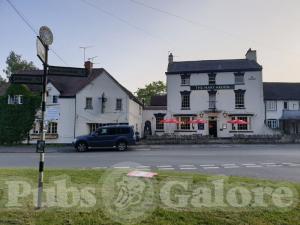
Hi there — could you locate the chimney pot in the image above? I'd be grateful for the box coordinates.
[84,61,93,74]
[245,48,257,62]
[168,52,173,64]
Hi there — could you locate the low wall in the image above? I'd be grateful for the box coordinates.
[141,134,300,145]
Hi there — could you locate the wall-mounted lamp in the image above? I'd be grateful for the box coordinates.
[199,112,204,118]
[223,112,228,118]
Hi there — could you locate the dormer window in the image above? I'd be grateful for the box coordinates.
[8,95,23,105]
[181,74,190,86]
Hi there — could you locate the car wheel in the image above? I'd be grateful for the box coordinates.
[117,141,127,151]
[76,142,88,152]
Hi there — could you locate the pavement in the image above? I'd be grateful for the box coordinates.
[0,144,300,182]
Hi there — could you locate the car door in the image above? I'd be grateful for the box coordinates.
[89,128,110,147]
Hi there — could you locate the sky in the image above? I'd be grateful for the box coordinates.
[1,0,300,92]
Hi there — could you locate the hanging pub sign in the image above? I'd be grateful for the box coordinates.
[191,84,235,91]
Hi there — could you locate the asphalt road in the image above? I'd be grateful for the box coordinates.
[0,144,300,182]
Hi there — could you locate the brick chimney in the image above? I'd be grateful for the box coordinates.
[84,61,93,74]
[168,52,174,64]
[245,48,257,62]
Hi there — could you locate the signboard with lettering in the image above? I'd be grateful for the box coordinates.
[48,66,88,77]
[191,84,235,91]
[10,74,43,85]
[36,37,46,64]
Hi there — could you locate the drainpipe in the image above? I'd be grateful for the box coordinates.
[74,95,77,138]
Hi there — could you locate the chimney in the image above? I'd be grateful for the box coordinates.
[168,52,173,64]
[84,61,93,74]
[245,48,257,62]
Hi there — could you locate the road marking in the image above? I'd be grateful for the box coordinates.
[180,167,196,170]
[157,165,172,168]
[159,167,175,170]
[224,166,240,169]
[136,166,150,168]
[180,165,195,167]
[245,165,262,168]
[113,166,130,169]
[203,167,220,169]
[265,164,282,167]
[222,164,237,166]
[289,164,300,167]
[242,164,257,166]
[200,164,216,167]
[261,163,276,165]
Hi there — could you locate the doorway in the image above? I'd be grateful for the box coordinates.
[209,120,217,137]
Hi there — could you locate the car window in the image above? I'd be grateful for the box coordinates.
[98,128,108,135]
[118,127,130,134]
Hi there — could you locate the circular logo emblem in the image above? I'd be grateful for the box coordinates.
[101,162,156,224]
[39,26,53,46]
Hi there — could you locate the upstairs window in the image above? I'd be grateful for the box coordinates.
[235,90,245,109]
[181,74,190,85]
[180,91,190,110]
[52,95,58,104]
[116,98,122,111]
[284,101,288,110]
[8,95,23,105]
[266,101,277,111]
[234,72,245,84]
[208,90,217,109]
[208,73,216,85]
[85,97,93,109]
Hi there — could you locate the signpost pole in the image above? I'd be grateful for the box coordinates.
[37,44,48,209]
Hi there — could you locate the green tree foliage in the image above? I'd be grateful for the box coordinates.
[3,51,37,79]
[135,81,166,105]
[0,84,41,144]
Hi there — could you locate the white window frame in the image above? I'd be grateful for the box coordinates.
[267,119,279,129]
[47,122,58,134]
[116,98,122,111]
[181,75,190,85]
[234,73,245,84]
[266,101,277,111]
[235,91,245,109]
[85,97,93,110]
[52,95,58,104]
[8,95,23,105]
[181,94,190,109]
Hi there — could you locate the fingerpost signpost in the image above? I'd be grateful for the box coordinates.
[10,26,89,209]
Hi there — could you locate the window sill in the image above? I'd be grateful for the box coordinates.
[235,107,246,109]
[155,130,164,133]
[181,84,190,86]
[174,130,197,133]
[235,83,245,85]
[181,108,191,110]
[85,108,93,110]
[229,130,253,133]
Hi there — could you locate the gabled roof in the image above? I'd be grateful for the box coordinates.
[263,82,300,101]
[13,68,142,105]
[166,59,262,74]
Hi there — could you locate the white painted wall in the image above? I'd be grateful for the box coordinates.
[128,98,143,135]
[142,109,167,135]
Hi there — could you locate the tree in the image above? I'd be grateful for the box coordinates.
[3,51,37,79]
[135,81,166,105]
[0,84,41,144]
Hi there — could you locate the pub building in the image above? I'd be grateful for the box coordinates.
[143,49,273,137]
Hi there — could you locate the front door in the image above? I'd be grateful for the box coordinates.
[209,120,217,137]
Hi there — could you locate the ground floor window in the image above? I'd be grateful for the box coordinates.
[47,122,58,134]
[267,119,279,129]
[231,116,251,131]
[155,115,164,130]
[176,116,193,130]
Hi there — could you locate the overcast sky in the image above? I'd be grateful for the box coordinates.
[1,0,300,92]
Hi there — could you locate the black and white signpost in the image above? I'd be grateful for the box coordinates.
[36,26,53,209]
[10,26,89,209]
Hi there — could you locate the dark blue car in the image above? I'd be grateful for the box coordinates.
[73,125,136,152]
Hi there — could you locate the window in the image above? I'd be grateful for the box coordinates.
[231,116,250,131]
[235,90,245,108]
[85,97,93,109]
[208,73,216,85]
[266,101,277,111]
[118,127,130,134]
[8,95,23,105]
[53,95,58,104]
[284,101,288,110]
[116,98,122,111]
[181,74,190,85]
[267,119,279,129]
[89,123,101,133]
[181,91,190,109]
[208,91,216,109]
[234,72,245,84]
[198,123,205,130]
[155,115,164,130]
[47,122,57,134]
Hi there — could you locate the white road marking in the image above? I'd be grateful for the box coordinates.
[159,167,174,170]
[222,164,237,166]
[203,166,220,169]
[224,166,240,169]
[242,164,257,166]
[113,166,130,169]
[200,164,216,167]
[245,165,262,168]
[157,165,172,168]
[180,165,195,167]
[136,166,150,168]
[261,163,276,165]
[180,167,196,170]
[265,164,282,167]
[287,164,300,167]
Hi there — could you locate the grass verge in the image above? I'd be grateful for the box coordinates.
[0,168,299,225]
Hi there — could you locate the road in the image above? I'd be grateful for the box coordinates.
[0,144,300,182]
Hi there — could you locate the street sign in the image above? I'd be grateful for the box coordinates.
[36,37,46,64]
[36,140,46,153]
[48,66,88,77]
[10,74,43,85]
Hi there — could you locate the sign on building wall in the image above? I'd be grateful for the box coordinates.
[191,84,235,91]
[46,107,59,121]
